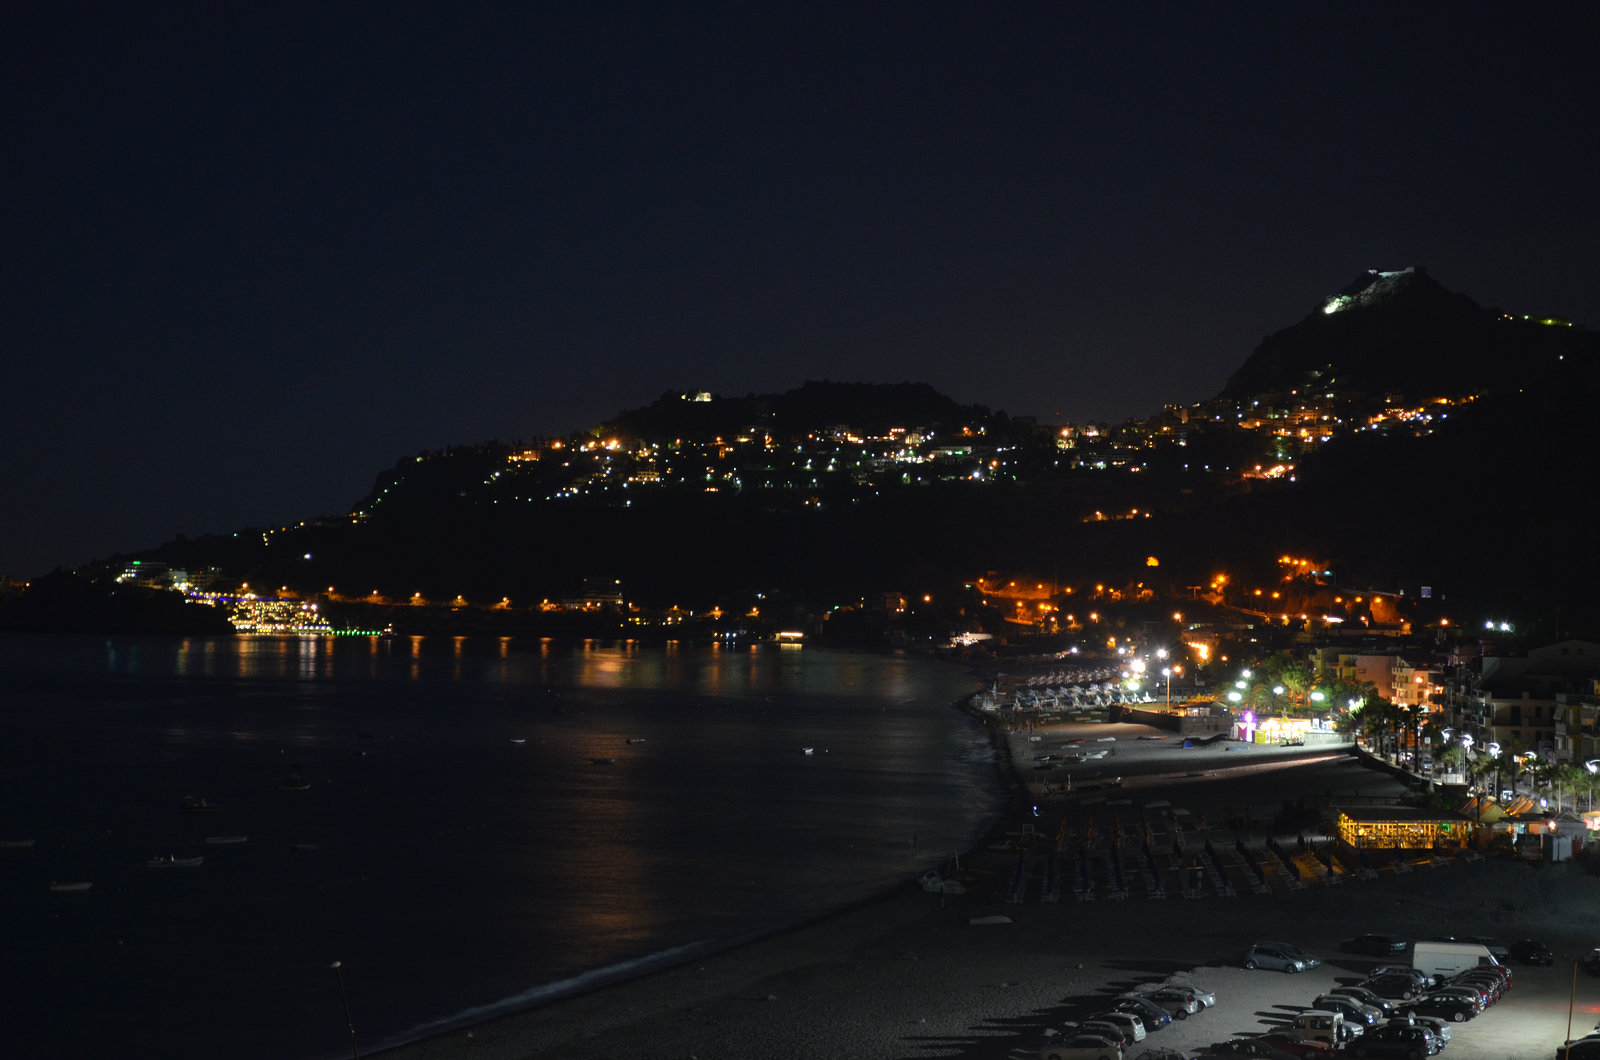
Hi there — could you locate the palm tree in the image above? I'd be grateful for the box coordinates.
[1524,756,1556,800]
[1439,742,1466,777]
[1551,764,1584,813]
[1582,771,1600,813]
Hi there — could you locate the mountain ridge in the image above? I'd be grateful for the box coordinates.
[8,269,1599,636]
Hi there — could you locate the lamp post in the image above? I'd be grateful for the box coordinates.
[1162,667,1172,708]
[331,960,358,1059]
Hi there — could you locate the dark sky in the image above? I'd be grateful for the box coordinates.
[5,2,1597,577]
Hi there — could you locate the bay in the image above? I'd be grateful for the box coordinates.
[0,633,1005,1059]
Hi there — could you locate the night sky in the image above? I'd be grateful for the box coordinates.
[6,3,1597,578]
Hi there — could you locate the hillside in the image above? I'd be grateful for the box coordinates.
[1222,267,1594,400]
[13,269,1599,636]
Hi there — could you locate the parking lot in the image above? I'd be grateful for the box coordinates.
[991,734,1600,1060]
[1026,942,1597,1059]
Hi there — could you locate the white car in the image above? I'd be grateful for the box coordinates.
[1040,1033,1124,1060]
[1087,1011,1146,1043]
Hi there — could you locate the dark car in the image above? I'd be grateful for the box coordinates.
[1312,993,1382,1027]
[1347,1022,1440,1057]
[1330,985,1398,1017]
[1431,983,1488,1011]
[1558,1036,1600,1059]
[1360,972,1423,1000]
[1445,970,1501,1003]
[1340,933,1408,958]
[1512,938,1554,965]
[1113,995,1173,1031]
[1202,1038,1308,1059]
[1369,966,1433,987]
[1399,993,1476,1023]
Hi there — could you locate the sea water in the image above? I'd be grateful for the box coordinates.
[0,634,1005,1059]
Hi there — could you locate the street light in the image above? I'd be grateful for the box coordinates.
[1162,666,1172,708]
[331,960,358,1059]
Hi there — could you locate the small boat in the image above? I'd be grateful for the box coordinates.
[801,747,815,755]
[918,854,970,895]
[147,855,204,868]
[626,738,647,745]
[510,738,526,744]
[206,835,249,845]
[590,757,616,765]
[50,881,92,893]
[919,869,967,895]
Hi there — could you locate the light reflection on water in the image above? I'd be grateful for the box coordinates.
[0,633,1002,1060]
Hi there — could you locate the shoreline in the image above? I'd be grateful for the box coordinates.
[374,700,1600,1059]
[371,684,1014,1059]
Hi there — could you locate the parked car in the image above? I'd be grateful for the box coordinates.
[1330,985,1398,1017]
[1470,961,1513,987]
[1462,935,1511,962]
[1202,1037,1315,1060]
[1445,970,1501,1003]
[1387,1013,1451,1044]
[1113,995,1173,1031]
[1244,942,1321,973]
[1341,933,1409,957]
[1345,1022,1440,1057]
[1087,1012,1147,1044]
[1140,987,1202,1018]
[1041,1033,1125,1060]
[1163,980,1217,1009]
[1369,965,1432,986]
[1429,984,1487,1012]
[1398,993,1477,1023]
[1511,938,1554,965]
[1558,1036,1600,1059]
[1312,994,1383,1027]
[1360,972,1423,1000]
[1254,1032,1337,1060]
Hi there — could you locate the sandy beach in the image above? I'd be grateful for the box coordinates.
[376,718,1600,1060]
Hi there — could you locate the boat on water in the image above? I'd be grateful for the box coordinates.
[919,869,966,894]
[206,835,249,845]
[148,855,204,868]
[918,854,971,895]
[49,881,92,893]
[626,738,646,745]
[509,738,526,744]
[801,747,815,755]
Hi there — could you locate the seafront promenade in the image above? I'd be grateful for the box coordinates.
[379,719,1600,1060]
